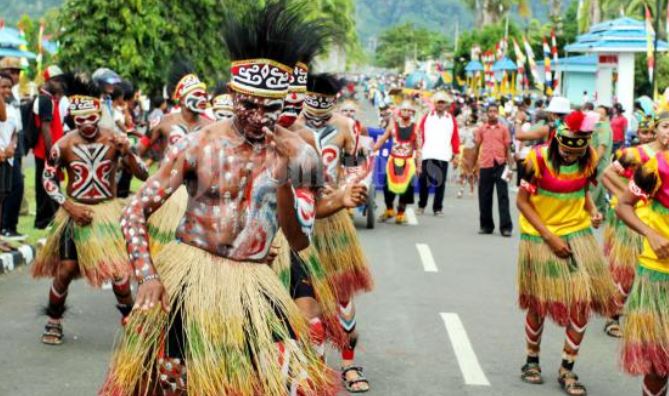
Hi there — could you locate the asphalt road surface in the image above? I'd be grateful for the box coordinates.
[0,189,641,395]
[0,99,640,395]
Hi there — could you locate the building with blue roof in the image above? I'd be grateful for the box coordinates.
[565,17,667,114]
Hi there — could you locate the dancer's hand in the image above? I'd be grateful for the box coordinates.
[544,232,572,258]
[111,133,131,155]
[590,210,603,229]
[265,126,291,183]
[265,243,279,265]
[343,183,368,208]
[134,278,169,312]
[647,230,669,259]
[63,201,93,226]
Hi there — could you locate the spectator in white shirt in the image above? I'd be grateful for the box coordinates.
[416,91,460,216]
[0,59,26,241]
[0,72,19,249]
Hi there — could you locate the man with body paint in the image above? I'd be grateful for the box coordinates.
[293,73,374,393]
[31,74,149,346]
[100,2,341,395]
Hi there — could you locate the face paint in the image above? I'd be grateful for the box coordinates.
[183,89,208,114]
[278,92,305,127]
[214,110,234,121]
[340,108,356,119]
[75,113,101,138]
[233,93,283,140]
[303,109,333,130]
[558,145,587,164]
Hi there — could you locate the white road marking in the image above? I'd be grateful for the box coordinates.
[405,208,418,225]
[440,313,490,386]
[416,243,438,272]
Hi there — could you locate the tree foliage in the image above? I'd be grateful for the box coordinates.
[374,23,450,69]
[53,0,362,92]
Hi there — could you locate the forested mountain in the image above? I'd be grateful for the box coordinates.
[1,0,61,23]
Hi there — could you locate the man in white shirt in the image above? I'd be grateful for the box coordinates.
[0,72,19,249]
[416,92,460,216]
[0,59,26,241]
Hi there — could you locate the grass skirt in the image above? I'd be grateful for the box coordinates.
[622,266,669,376]
[298,245,349,349]
[31,199,128,287]
[146,185,188,257]
[603,209,643,293]
[100,241,336,396]
[272,230,292,289]
[518,229,618,327]
[311,210,373,302]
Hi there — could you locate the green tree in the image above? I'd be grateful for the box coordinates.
[56,0,171,90]
[374,23,450,69]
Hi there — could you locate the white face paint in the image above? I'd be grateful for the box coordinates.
[183,88,208,114]
[214,110,234,121]
[233,93,284,140]
[74,113,102,138]
[303,109,333,130]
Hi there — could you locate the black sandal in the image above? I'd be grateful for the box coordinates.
[341,365,370,393]
[559,370,588,396]
[604,319,622,338]
[520,363,544,384]
[41,321,64,345]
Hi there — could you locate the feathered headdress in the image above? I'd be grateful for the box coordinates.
[223,0,325,99]
[67,72,102,116]
[304,73,344,114]
[167,60,206,102]
[556,110,592,149]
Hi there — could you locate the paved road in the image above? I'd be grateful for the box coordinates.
[0,190,640,395]
[0,100,640,395]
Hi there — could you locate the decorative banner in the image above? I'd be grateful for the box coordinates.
[523,36,541,89]
[513,38,527,93]
[551,29,559,92]
[37,21,45,78]
[542,36,553,92]
[646,5,655,82]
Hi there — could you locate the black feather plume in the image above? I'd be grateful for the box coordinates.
[65,72,101,98]
[306,73,344,96]
[222,0,331,68]
[166,60,196,100]
[212,80,228,97]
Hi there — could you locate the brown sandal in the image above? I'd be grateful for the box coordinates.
[520,363,544,384]
[41,321,64,345]
[558,370,587,396]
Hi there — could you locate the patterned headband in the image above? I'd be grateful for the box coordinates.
[212,93,233,110]
[556,127,592,149]
[173,74,207,101]
[229,58,293,99]
[69,95,101,116]
[289,62,308,93]
[304,92,337,115]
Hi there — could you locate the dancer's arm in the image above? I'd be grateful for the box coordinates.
[113,133,149,181]
[616,162,669,259]
[122,135,195,311]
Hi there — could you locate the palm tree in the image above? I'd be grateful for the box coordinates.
[465,0,531,28]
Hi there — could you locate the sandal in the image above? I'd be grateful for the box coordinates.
[341,365,370,393]
[520,362,544,384]
[604,319,622,338]
[558,370,587,396]
[41,321,64,345]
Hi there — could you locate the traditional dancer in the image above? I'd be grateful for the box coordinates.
[601,116,661,338]
[143,64,213,257]
[101,3,338,394]
[615,113,669,396]
[295,73,374,393]
[373,100,421,224]
[210,82,234,121]
[516,110,617,396]
[31,75,149,345]
[138,63,212,161]
[339,99,369,136]
[278,58,369,363]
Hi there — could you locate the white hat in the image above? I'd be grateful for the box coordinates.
[546,96,571,114]
[432,91,451,104]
